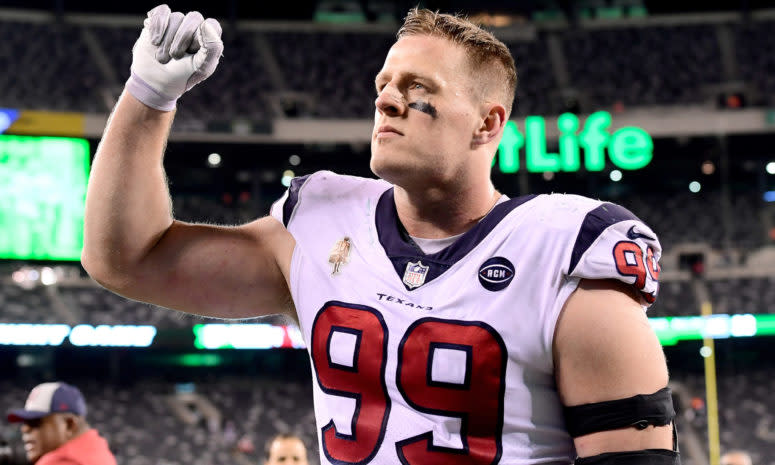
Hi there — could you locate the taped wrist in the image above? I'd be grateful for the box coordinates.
[576,449,679,465]
[125,72,178,112]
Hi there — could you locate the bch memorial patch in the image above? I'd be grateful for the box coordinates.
[478,257,515,291]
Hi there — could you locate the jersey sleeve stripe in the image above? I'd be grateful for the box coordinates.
[282,174,313,227]
[568,203,641,275]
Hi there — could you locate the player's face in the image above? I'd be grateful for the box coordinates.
[20,415,69,463]
[371,35,484,187]
[265,437,309,465]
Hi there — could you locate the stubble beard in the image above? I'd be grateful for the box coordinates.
[370,145,432,188]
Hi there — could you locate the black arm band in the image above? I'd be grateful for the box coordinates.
[576,449,680,465]
[564,387,675,438]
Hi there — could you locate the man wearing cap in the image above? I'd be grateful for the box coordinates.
[7,382,117,465]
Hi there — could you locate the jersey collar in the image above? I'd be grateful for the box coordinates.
[375,188,536,291]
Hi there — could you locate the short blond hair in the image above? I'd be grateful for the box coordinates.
[397,8,517,115]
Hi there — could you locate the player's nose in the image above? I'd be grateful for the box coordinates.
[375,86,405,117]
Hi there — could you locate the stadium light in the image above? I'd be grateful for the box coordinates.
[609,170,623,182]
[0,108,19,133]
[207,153,221,167]
[40,267,57,286]
[766,162,775,174]
[689,181,701,193]
[281,170,295,187]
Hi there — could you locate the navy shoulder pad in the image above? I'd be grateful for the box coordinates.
[568,203,641,274]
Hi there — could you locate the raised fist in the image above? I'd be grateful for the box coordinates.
[126,4,223,111]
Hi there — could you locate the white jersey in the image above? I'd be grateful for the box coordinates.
[270,171,661,465]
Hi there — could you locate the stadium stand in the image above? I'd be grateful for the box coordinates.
[676,368,775,465]
[11,14,775,119]
[621,191,765,250]
[648,279,697,317]
[562,25,723,109]
[266,31,394,118]
[508,36,559,116]
[707,277,775,315]
[735,20,775,106]
[0,282,58,324]
[0,20,103,113]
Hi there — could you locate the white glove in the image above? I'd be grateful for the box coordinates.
[126,4,224,111]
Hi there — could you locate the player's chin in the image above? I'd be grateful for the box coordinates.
[369,145,391,170]
[370,155,412,185]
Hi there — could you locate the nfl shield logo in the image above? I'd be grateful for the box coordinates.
[403,261,429,289]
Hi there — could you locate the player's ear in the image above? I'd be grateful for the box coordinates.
[473,103,507,146]
[61,414,79,438]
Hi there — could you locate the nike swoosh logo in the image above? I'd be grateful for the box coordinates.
[627,225,655,241]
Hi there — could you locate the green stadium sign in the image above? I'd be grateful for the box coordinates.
[495,111,653,173]
[0,135,90,261]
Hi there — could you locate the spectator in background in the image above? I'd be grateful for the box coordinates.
[222,419,238,446]
[721,450,753,465]
[264,433,309,465]
[6,382,117,465]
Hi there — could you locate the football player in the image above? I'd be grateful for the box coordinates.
[83,5,678,465]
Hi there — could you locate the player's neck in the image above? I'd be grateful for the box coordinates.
[393,181,500,239]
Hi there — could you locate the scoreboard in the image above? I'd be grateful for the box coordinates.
[0,135,89,261]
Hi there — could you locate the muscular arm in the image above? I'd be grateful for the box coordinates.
[82,92,294,318]
[554,279,673,457]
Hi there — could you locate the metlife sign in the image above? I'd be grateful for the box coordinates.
[495,111,653,173]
